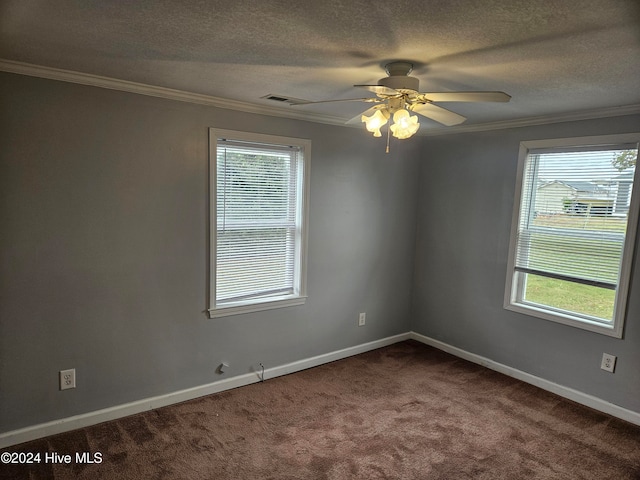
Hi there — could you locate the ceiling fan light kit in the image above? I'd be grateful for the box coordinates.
[291,61,511,152]
[390,109,420,139]
[362,108,390,137]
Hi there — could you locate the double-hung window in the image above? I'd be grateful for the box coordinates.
[505,134,639,337]
[209,129,310,318]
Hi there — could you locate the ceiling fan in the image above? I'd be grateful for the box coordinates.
[291,61,511,150]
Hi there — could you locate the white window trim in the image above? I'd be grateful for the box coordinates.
[208,128,311,319]
[504,133,640,338]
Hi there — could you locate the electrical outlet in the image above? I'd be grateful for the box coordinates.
[60,369,76,390]
[601,353,616,373]
[358,312,366,326]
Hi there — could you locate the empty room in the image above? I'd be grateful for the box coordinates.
[1,1,639,478]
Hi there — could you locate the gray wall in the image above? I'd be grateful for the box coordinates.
[0,72,420,432]
[412,115,640,413]
[2,70,639,435]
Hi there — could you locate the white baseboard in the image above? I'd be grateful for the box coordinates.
[2,330,638,448]
[409,331,640,427]
[0,333,410,449]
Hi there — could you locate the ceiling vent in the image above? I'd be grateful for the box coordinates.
[262,94,308,105]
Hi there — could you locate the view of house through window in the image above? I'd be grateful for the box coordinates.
[208,129,310,318]
[505,135,639,337]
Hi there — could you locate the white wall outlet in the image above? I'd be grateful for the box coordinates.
[358,312,366,326]
[601,353,616,373]
[60,369,76,390]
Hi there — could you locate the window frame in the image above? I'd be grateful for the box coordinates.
[208,128,311,318]
[504,133,640,338]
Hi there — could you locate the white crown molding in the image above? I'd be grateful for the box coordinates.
[422,104,640,136]
[2,59,639,135]
[0,59,346,126]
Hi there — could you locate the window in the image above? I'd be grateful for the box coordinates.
[209,129,310,318]
[505,134,639,337]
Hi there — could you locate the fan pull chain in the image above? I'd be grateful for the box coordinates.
[386,123,391,154]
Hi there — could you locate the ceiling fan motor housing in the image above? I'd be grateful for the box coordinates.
[379,62,419,92]
[379,75,419,92]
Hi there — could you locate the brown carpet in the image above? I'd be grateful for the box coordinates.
[2,340,639,479]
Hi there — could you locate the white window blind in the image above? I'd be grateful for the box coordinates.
[505,135,639,337]
[210,131,309,317]
[515,146,635,290]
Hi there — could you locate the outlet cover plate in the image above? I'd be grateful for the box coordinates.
[601,353,616,373]
[60,369,76,390]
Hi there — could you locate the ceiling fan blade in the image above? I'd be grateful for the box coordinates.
[289,97,381,105]
[354,85,399,96]
[418,91,511,103]
[346,105,383,124]
[410,103,467,126]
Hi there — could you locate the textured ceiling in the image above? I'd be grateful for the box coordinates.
[1,0,640,131]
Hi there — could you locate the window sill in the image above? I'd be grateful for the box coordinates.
[209,296,307,318]
[504,302,621,338]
